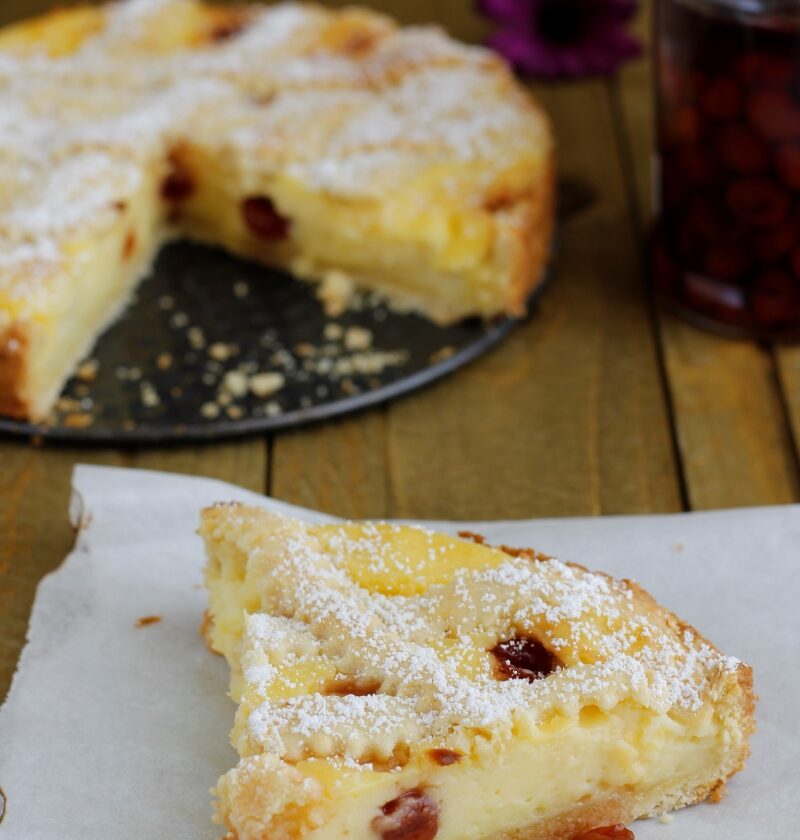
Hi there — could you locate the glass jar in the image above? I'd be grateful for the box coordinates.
[652,0,800,340]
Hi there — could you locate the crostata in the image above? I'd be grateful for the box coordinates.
[0,0,554,420]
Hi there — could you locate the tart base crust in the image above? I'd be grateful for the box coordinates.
[0,326,30,420]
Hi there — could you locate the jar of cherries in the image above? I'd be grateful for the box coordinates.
[653,0,800,340]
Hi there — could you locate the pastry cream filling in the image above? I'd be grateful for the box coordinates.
[290,703,729,840]
[215,699,737,840]
[22,165,164,418]
[168,145,543,324]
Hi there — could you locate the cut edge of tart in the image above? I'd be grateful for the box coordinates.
[200,505,755,840]
[0,0,555,421]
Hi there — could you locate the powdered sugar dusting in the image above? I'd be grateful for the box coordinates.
[0,0,549,324]
[205,509,743,766]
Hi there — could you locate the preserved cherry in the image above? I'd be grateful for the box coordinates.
[242,196,291,240]
[490,635,559,682]
[371,789,439,840]
[161,148,195,204]
[715,123,770,174]
[572,826,635,840]
[427,749,462,766]
[653,0,800,339]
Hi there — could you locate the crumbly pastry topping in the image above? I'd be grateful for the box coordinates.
[202,508,743,768]
[0,0,550,324]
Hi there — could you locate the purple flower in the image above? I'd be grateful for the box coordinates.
[478,0,642,80]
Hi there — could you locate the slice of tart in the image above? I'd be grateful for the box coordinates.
[200,506,755,840]
[0,0,554,421]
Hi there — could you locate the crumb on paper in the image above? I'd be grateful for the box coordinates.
[156,352,173,371]
[673,543,684,553]
[76,511,95,532]
[135,615,162,628]
[76,358,99,382]
[658,814,675,825]
[226,405,244,419]
[250,372,285,398]
[158,294,175,310]
[233,280,250,298]
[458,530,487,545]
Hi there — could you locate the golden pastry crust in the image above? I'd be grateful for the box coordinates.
[0,0,555,421]
[0,326,29,419]
[201,506,755,840]
[497,164,556,319]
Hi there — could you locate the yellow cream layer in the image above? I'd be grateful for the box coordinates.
[223,699,733,839]
[204,521,515,699]
[21,164,164,419]
[173,143,544,323]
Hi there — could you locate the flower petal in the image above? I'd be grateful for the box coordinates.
[481,0,642,79]
[488,28,554,76]
[476,0,536,28]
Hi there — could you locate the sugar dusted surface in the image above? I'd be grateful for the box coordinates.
[204,508,743,766]
[0,0,550,324]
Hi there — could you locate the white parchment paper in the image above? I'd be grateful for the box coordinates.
[0,465,798,839]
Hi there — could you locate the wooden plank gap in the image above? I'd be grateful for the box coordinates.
[606,76,691,511]
[768,346,800,494]
[265,433,276,498]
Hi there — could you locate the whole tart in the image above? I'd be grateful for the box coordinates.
[0,0,555,421]
[200,507,755,840]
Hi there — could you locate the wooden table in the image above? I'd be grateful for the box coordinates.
[2,0,799,702]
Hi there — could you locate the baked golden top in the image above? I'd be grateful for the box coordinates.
[0,0,552,327]
[201,505,748,768]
